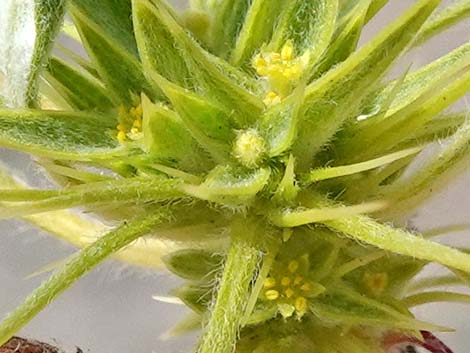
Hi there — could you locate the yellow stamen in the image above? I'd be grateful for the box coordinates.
[130,127,140,135]
[117,131,126,142]
[285,288,295,298]
[295,296,308,313]
[265,289,280,301]
[288,260,299,273]
[281,277,292,286]
[294,276,303,285]
[264,277,277,289]
[281,41,294,61]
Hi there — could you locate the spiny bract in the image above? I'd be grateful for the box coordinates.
[1,0,470,352]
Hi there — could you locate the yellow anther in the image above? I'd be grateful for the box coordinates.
[117,131,127,142]
[132,119,142,129]
[265,289,280,301]
[281,277,292,286]
[285,288,295,298]
[281,41,294,61]
[271,53,281,62]
[295,296,308,313]
[294,276,303,285]
[130,127,140,135]
[300,283,312,292]
[263,91,281,106]
[264,277,277,289]
[288,260,299,273]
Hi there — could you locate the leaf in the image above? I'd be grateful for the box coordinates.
[0,109,121,159]
[415,0,470,46]
[164,249,222,281]
[269,0,338,74]
[69,0,156,105]
[0,212,171,345]
[0,0,66,107]
[132,0,263,127]
[294,0,439,170]
[312,285,445,331]
[45,57,114,112]
[324,214,470,274]
[141,95,212,172]
[230,0,287,67]
[151,75,236,163]
[183,165,271,205]
[260,84,305,157]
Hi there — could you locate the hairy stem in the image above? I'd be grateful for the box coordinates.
[197,217,261,353]
[0,211,169,345]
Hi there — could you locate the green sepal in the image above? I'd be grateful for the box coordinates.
[1,0,66,108]
[45,57,114,112]
[141,95,212,172]
[132,0,263,127]
[269,0,338,74]
[260,84,305,157]
[164,249,222,281]
[230,0,287,68]
[70,0,156,105]
[172,283,212,314]
[294,0,440,169]
[0,109,121,160]
[183,165,271,205]
[312,285,444,331]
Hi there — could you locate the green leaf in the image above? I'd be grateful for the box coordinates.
[141,95,212,172]
[132,0,263,127]
[324,214,470,274]
[164,249,222,281]
[0,212,170,345]
[230,0,287,67]
[151,75,235,163]
[415,0,470,46]
[0,0,66,107]
[0,109,120,159]
[269,0,338,74]
[209,0,253,58]
[312,285,444,331]
[172,284,212,314]
[45,57,114,112]
[183,165,271,205]
[70,0,156,105]
[259,85,305,157]
[294,0,439,169]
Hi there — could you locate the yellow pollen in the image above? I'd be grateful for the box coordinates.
[295,296,308,313]
[285,288,295,298]
[117,131,126,142]
[281,277,292,286]
[288,260,299,273]
[265,289,280,301]
[264,277,277,289]
[294,276,303,285]
[281,41,294,61]
[300,283,312,292]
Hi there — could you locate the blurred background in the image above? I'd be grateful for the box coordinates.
[0,0,469,352]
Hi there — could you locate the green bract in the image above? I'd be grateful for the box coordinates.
[0,0,470,352]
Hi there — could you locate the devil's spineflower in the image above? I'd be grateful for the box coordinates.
[0,0,470,352]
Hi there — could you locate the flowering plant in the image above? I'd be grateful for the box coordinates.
[1,0,470,352]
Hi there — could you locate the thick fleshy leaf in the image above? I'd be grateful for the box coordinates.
[141,95,212,172]
[0,0,66,107]
[269,0,338,74]
[45,57,114,112]
[132,0,263,126]
[183,165,271,205]
[294,0,439,170]
[230,0,287,67]
[0,212,171,345]
[69,0,155,105]
[0,109,120,159]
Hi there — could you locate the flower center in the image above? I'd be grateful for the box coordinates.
[116,103,143,142]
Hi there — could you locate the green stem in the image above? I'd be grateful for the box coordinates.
[0,211,169,345]
[197,217,261,353]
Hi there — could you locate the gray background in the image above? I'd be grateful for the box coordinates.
[1,1,470,352]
